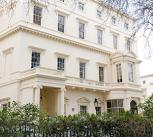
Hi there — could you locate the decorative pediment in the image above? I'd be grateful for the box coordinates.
[64,97,69,103]
[97,98,103,105]
[77,97,90,103]
[31,0,49,7]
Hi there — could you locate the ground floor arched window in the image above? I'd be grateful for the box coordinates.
[130,100,138,114]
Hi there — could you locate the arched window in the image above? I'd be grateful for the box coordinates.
[130,100,138,114]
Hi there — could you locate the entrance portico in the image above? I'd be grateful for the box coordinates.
[40,87,65,115]
[19,67,66,115]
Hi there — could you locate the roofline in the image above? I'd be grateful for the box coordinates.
[92,0,135,21]
[140,74,153,78]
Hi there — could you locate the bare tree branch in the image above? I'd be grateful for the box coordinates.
[1,0,153,57]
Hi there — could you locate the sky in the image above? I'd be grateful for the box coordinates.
[137,34,153,76]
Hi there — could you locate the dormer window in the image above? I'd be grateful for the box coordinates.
[143,80,146,84]
[97,10,102,18]
[78,2,84,11]
[111,16,116,25]
[126,38,131,52]
[124,22,129,30]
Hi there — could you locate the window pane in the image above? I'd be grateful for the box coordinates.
[97,10,102,18]
[58,15,65,32]
[78,2,84,11]
[99,66,104,82]
[124,22,129,30]
[116,64,122,83]
[79,23,85,39]
[113,34,118,49]
[111,16,116,24]
[112,100,117,107]
[118,99,123,107]
[80,63,86,79]
[57,57,65,71]
[80,105,87,113]
[97,29,103,45]
[126,38,131,51]
[31,52,40,68]
[33,6,42,25]
[107,100,111,108]
[128,63,134,82]
[107,99,124,113]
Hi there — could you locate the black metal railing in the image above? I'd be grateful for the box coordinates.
[0,121,152,137]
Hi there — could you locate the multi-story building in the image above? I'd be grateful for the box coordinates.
[0,0,143,115]
[140,74,153,98]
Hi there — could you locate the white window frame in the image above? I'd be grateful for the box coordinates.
[124,22,129,30]
[116,63,122,83]
[125,38,131,52]
[97,29,103,45]
[31,51,41,68]
[99,66,104,82]
[111,16,116,25]
[128,63,134,82]
[80,105,87,113]
[58,14,65,33]
[55,52,69,72]
[79,22,85,39]
[78,2,85,11]
[113,34,118,49]
[97,9,102,18]
[33,5,42,25]
[77,97,90,113]
[79,62,86,79]
[57,57,65,71]
[28,46,45,69]
[107,99,124,113]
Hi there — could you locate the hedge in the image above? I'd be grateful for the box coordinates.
[0,102,152,137]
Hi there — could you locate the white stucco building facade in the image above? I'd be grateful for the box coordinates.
[0,0,143,115]
[140,74,153,98]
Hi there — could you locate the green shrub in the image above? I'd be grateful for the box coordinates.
[0,102,152,137]
[139,94,153,119]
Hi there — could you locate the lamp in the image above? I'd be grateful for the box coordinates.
[94,98,98,107]
[94,98,99,114]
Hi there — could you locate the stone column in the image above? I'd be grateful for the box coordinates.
[124,97,131,111]
[58,88,65,115]
[33,85,42,107]
[122,61,128,83]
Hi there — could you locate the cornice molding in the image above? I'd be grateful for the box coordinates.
[110,52,141,63]
[0,25,112,56]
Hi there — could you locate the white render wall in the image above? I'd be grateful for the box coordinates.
[0,0,136,53]
[141,75,153,98]
[18,32,111,81]
[0,0,143,114]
